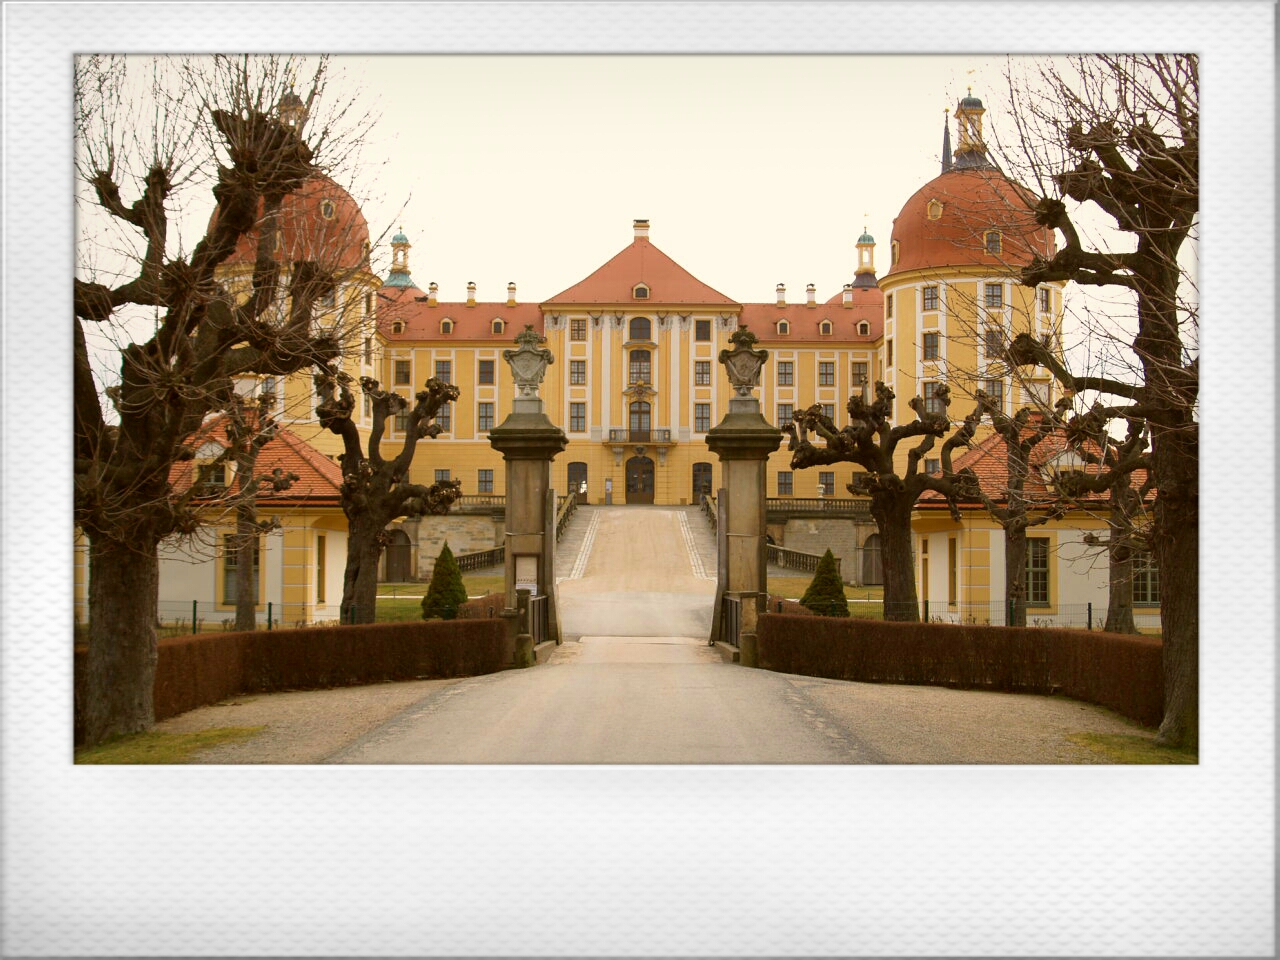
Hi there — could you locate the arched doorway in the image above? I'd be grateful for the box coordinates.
[626,455,654,504]
[384,528,414,582]
[567,461,588,504]
[861,533,883,586]
[692,462,713,502]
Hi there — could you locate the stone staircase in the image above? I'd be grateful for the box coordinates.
[553,504,599,581]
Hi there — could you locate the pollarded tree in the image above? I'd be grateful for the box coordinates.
[314,368,462,623]
[997,53,1199,747]
[74,55,370,745]
[787,382,981,622]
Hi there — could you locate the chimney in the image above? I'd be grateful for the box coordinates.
[427,282,438,307]
[507,282,517,307]
[633,219,650,241]
[806,283,817,307]
[466,281,476,307]
[776,283,786,307]
[842,284,854,308]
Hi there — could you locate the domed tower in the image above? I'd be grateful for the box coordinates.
[853,227,878,289]
[877,93,1065,471]
[385,227,417,288]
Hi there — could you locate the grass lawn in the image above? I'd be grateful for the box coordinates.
[75,726,265,764]
[1067,732,1197,764]
[376,574,505,622]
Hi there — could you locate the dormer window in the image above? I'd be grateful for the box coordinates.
[927,199,943,220]
[776,320,789,336]
[633,283,650,300]
[891,240,900,265]
[440,319,453,334]
[985,231,1002,254]
[819,320,832,336]
[391,320,404,335]
[491,318,505,335]
[857,322,869,336]
[321,200,336,220]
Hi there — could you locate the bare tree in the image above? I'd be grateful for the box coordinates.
[992,52,1199,748]
[74,55,373,745]
[313,368,461,623]
[787,383,980,621]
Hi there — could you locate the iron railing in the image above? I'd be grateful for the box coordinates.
[720,594,742,648]
[528,593,549,646]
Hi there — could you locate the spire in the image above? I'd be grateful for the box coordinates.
[941,107,953,173]
[384,227,417,288]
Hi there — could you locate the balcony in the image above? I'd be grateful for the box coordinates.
[606,428,672,444]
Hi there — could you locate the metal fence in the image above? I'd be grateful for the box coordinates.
[767,598,1161,632]
[720,594,742,647]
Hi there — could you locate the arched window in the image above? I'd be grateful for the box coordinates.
[891,240,900,265]
[391,320,404,335]
[819,320,832,336]
[857,322,869,336]
[629,400,651,439]
[776,319,790,335]
[439,319,453,334]
[320,199,336,220]
[633,284,650,300]
[629,316,651,341]
[861,533,883,585]
[629,349,651,384]
[692,462,713,501]
[491,318,505,335]
[985,231,1002,254]
[927,199,943,220]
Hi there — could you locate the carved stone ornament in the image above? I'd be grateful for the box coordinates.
[718,325,769,397]
[503,324,555,398]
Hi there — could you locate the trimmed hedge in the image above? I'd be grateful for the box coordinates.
[757,614,1163,727]
[74,617,507,743]
[459,591,506,619]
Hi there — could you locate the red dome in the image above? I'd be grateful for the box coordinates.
[884,168,1054,279]
[212,174,370,272]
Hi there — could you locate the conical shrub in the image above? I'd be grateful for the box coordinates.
[421,542,468,620]
[800,548,849,617]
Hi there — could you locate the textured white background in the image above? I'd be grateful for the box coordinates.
[2,2,1274,956]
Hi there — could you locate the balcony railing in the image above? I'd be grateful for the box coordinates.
[765,497,872,519]
[607,428,673,444]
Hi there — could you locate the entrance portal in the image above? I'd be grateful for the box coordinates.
[625,455,655,504]
[384,528,414,582]
[568,461,588,504]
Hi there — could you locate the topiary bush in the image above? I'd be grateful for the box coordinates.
[799,549,849,617]
[421,541,468,620]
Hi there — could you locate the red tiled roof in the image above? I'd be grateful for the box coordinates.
[211,174,371,272]
[377,285,544,341]
[917,422,1149,508]
[885,168,1055,280]
[544,236,737,306]
[171,417,343,506]
[741,284,883,343]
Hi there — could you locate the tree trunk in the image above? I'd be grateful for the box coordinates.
[82,534,160,745]
[873,491,919,622]
[234,503,257,632]
[340,516,384,624]
[1104,535,1137,634]
[1153,443,1198,749]
[1004,526,1028,627]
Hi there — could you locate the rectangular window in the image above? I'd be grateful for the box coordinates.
[222,535,260,605]
[394,359,411,385]
[435,360,452,383]
[570,318,587,341]
[435,403,451,433]
[985,231,1002,254]
[477,469,494,494]
[364,292,374,316]
[777,361,793,387]
[477,402,495,432]
[393,394,409,432]
[984,283,1003,309]
[776,404,793,429]
[363,337,372,364]
[886,340,894,367]
[435,469,451,484]
[478,359,495,385]
[821,403,836,421]
[694,403,711,433]
[628,351,651,384]
[922,332,940,360]
[777,471,793,496]
[818,471,835,496]
[924,458,940,474]
[1038,287,1052,314]
[985,327,1003,358]
[886,293,894,319]
[818,361,835,386]
[570,360,587,385]
[316,535,326,604]
[923,382,945,415]
[982,379,1004,407]
[852,361,868,391]
[1027,537,1050,605]
[695,319,711,341]
[947,537,957,606]
[569,402,586,433]
[363,394,372,418]
[694,360,711,385]
[1133,553,1161,605]
[922,285,939,311]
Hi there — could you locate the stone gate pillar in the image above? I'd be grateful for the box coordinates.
[705,326,781,667]
[488,326,568,666]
